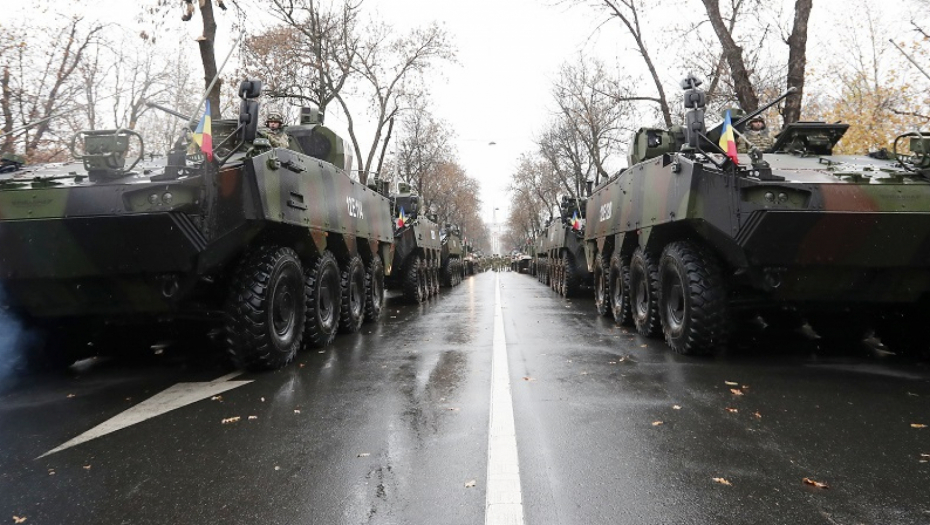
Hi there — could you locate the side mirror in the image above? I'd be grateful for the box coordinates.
[239,80,262,99]
[239,99,260,143]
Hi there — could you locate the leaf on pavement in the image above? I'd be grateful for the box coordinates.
[464,479,477,488]
[66,394,75,398]
[725,407,738,413]
[919,453,929,463]
[725,381,739,386]
[652,421,664,426]
[911,423,927,429]
[672,405,682,410]
[803,477,830,489]
[712,477,732,486]
[608,361,617,365]
[13,517,26,524]
[523,376,535,381]
[742,385,750,390]
[248,415,258,420]
[640,344,647,348]
[221,417,240,424]
[753,411,762,419]
[83,465,91,470]
[294,410,301,414]
[211,396,222,401]
[730,389,744,396]
[357,453,371,458]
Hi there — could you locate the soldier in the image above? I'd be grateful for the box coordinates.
[260,112,290,149]
[739,116,775,153]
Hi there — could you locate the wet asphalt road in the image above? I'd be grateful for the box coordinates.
[1,271,929,524]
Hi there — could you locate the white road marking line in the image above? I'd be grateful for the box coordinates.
[39,372,252,458]
[486,273,525,525]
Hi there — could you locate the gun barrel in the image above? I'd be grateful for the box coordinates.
[145,102,192,122]
[733,87,797,129]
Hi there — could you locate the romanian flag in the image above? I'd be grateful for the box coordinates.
[193,101,214,161]
[718,109,738,165]
[571,210,582,231]
[397,207,407,228]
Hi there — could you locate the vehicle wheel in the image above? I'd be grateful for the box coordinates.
[629,247,662,337]
[658,241,729,355]
[594,254,610,316]
[338,255,366,334]
[418,260,430,298]
[364,255,385,322]
[225,246,306,370]
[608,253,633,325]
[304,250,342,348]
[404,255,426,303]
[562,251,581,297]
[442,261,454,288]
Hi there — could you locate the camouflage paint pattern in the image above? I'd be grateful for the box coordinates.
[584,148,930,304]
[386,216,441,288]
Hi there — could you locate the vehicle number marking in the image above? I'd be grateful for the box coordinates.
[599,203,612,222]
[346,197,364,219]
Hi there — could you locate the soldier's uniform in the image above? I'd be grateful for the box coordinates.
[738,117,775,152]
[259,113,290,149]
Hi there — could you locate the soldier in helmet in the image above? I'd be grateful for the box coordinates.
[259,112,290,149]
[738,116,775,153]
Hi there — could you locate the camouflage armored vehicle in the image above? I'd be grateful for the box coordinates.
[585,73,930,356]
[384,185,441,303]
[440,224,465,286]
[0,80,394,370]
[535,195,591,297]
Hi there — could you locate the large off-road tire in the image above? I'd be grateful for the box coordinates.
[561,251,582,298]
[304,250,342,348]
[629,247,662,337]
[364,255,385,322]
[225,246,306,370]
[594,254,610,317]
[658,241,730,355]
[404,255,427,303]
[609,252,633,326]
[442,261,454,288]
[338,255,366,334]
[420,260,431,297]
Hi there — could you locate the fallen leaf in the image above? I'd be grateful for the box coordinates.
[712,477,732,486]
[13,517,26,524]
[803,477,830,489]
[912,423,928,429]
[730,389,744,396]
[260,397,265,402]
[83,465,91,470]
[447,407,460,412]
[317,350,325,354]
[725,407,738,413]
[741,385,750,390]
[464,479,477,488]
[47,471,55,476]
[66,394,75,398]
[274,466,281,471]
[640,344,647,348]
[523,376,535,381]
[248,416,258,420]
[294,410,301,414]
[211,396,222,401]
[221,417,240,424]
[672,405,682,410]
[652,421,664,426]
[299,363,305,368]
[753,411,762,419]
[907,392,918,397]
[357,453,371,458]
[608,361,617,365]
[725,381,739,386]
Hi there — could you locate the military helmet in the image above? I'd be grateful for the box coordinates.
[266,112,284,125]
[748,115,766,129]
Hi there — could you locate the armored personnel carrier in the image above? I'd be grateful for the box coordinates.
[585,74,930,356]
[440,224,465,287]
[384,184,441,303]
[535,195,591,297]
[0,81,394,370]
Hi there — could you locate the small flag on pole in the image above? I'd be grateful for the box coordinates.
[718,109,738,165]
[193,101,214,161]
[571,211,582,231]
[397,207,407,228]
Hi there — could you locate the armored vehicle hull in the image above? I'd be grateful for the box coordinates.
[586,120,930,356]
[536,221,590,297]
[386,217,441,303]
[0,83,395,370]
[440,230,465,287]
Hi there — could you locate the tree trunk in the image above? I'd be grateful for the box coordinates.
[701,0,759,112]
[1,67,14,154]
[784,0,813,124]
[374,116,394,182]
[198,0,221,119]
